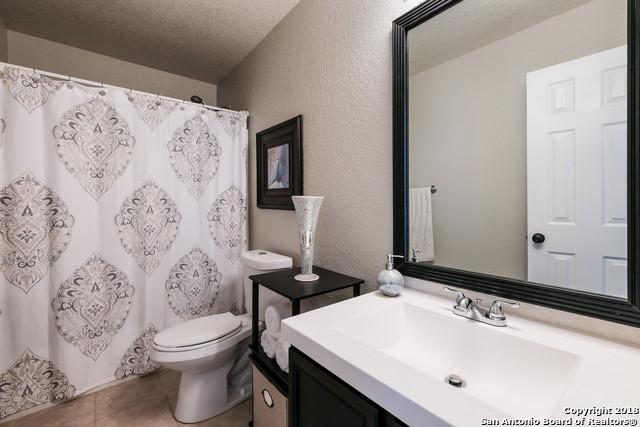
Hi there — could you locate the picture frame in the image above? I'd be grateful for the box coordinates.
[256,115,303,210]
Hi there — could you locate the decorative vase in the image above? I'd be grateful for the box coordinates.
[292,196,324,282]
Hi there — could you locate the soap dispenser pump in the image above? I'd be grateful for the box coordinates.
[377,254,405,297]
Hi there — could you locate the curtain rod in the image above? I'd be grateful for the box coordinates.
[0,61,242,115]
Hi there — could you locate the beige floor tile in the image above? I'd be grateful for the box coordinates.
[4,374,251,427]
[175,399,252,427]
[13,395,95,427]
[96,397,177,427]
[167,390,179,414]
[157,369,181,394]
[95,374,165,420]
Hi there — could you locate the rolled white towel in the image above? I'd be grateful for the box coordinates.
[260,330,278,358]
[264,302,291,334]
[275,339,290,373]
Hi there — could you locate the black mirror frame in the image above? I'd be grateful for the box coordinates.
[392,0,640,327]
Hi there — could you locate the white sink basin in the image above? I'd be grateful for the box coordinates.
[282,287,640,426]
[335,301,581,417]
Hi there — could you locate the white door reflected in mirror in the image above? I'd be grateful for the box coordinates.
[526,46,627,297]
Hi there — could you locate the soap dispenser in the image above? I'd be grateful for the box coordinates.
[377,254,405,297]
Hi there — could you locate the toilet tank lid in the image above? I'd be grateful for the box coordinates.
[241,250,292,270]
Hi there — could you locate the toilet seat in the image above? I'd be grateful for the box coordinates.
[154,312,242,352]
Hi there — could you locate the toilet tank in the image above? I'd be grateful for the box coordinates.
[241,250,293,321]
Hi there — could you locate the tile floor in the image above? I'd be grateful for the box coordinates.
[0,370,252,427]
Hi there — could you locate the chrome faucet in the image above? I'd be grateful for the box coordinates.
[443,286,520,327]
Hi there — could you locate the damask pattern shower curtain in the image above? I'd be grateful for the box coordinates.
[0,64,248,420]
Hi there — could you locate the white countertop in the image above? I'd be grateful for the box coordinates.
[281,287,640,427]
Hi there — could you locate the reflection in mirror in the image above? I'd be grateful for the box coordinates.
[407,0,627,297]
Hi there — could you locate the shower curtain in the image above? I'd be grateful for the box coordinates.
[0,64,248,420]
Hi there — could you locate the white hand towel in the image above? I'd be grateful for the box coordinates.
[275,339,290,373]
[409,187,435,262]
[260,330,278,358]
[264,302,291,334]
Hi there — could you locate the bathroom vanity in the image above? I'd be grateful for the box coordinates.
[282,288,640,427]
[289,346,407,427]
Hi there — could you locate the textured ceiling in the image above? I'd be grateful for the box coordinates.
[408,0,596,75]
[0,0,300,83]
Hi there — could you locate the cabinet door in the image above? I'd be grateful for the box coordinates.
[384,413,409,427]
[289,347,381,427]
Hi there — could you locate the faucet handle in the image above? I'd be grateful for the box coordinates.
[443,286,471,309]
[488,300,521,321]
[443,286,464,302]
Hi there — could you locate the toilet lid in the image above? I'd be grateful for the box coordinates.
[154,312,242,348]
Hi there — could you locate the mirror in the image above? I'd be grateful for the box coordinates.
[406,0,627,297]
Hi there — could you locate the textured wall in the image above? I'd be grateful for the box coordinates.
[218,0,423,292]
[6,31,217,103]
[218,0,639,342]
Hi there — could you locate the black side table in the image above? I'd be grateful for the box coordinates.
[249,266,364,394]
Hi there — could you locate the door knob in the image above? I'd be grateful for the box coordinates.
[531,233,545,244]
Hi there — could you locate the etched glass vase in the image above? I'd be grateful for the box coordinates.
[292,196,324,282]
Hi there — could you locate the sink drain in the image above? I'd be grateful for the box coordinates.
[445,374,465,388]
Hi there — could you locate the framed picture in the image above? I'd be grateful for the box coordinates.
[256,115,303,210]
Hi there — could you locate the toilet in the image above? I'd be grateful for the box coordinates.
[150,249,292,423]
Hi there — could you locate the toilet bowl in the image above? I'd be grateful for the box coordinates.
[151,313,252,423]
[150,250,292,423]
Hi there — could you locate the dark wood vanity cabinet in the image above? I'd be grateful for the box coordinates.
[289,347,408,427]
